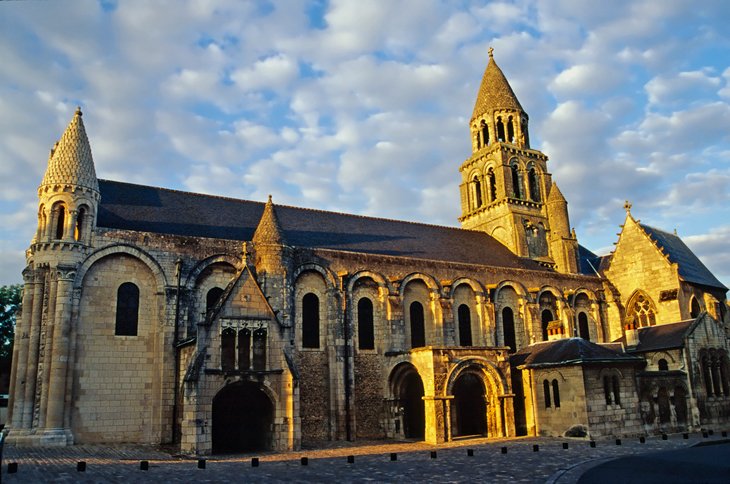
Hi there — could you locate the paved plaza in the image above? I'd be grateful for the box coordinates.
[1,431,728,483]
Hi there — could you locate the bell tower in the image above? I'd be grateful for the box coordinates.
[459,49,579,273]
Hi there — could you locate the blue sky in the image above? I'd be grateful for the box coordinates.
[1,0,730,288]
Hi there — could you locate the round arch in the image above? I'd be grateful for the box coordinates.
[400,273,442,295]
[449,278,486,299]
[346,270,392,295]
[74,243,168,292]
[388,362,425,439]
[493,281,528,301]
[211,380,275,454]
[293,263,338,290]
[184,254,239,288]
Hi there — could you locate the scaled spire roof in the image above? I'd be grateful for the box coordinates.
[252,195,285,245]
[547,182,566,204]
[41,107,99,193]
[471,48,525,121]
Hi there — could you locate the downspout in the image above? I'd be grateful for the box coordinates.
[171,258,183,445]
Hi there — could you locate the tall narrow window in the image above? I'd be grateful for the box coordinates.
[578,313,590,341]
[480,121,489,146]
[552,379,561,408]
[630,293,656,327]
[502,307,516,353]
[690,297,701,318]
[543,379,551,408]
[511,164,521,199]
[473,176,483,208]
[115,282,139,336]
[302,293,320,348]
[206,287,224,315]
[221,328,235,371]
[238,328,251,370]
[74,207,86,241]
[252,328,267,370]
[497,117,506,141]
[358,297,375,350]
[603,376,612,405]
[612,375,621,405]
[410,301,425,348]
[541,309,553,341]
[55,205,65,239]
[507,116,515,142]
[712,357,722,396]
[458,304,472,347]
[528,168,540,202]
[487,168,497,202]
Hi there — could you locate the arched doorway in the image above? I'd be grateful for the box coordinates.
[212,381,273,454]
[452,372,487,437]
[401,371,425,439]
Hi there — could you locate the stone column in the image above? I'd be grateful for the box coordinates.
[63,210,77,242]
[21,270,46,429]
[43,266,75,444]
[423,395,453,444]
[8,269,35,428]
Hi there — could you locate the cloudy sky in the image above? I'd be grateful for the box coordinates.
[1,0,729,288]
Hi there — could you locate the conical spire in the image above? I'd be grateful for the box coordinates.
[471,48,525,121]
[547,182,567,204]
[252,195,285,245]
[40,107,99,193]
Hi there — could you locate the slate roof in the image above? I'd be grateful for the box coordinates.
[472,51,525,121]
[510,337,643,369]
[41,108,99,192]
[618,320,694,353]
[577,244,602,276]
[640,223,727,290]
[96,179,549,270]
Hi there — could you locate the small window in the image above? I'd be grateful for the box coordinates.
[221,328,235,371]
[115,282,139,336]
[487,168,497,202]
[302,293,320,348]
[612,375,621,405]
[206,287,224,315]
[690,297,701,318]
[55,205,66,240]
[658,359,669,371]
[480,120,489,146]
[578,313,590,341]
[74,207,86,241]
[511,164,521,199]
[238,329,251,370]
[473,176,483,208]
[528,168,540,202]
[252,328,267,371]
[410,301,425,348]
[358,297,375,350]
[603,376,612,405]
[502,307,516,353]
[543,379,551,408]
[541,309,553,341]
[458,304,473,347]
[552,379,561,408]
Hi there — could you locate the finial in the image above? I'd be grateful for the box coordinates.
[488,46,494,58]
[75,106,82,116]
[267,194,272,203]
[673,228,678,235]
[623,200,632,213]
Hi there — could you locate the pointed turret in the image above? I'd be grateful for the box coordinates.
[546,182,579,274]
[472,48,525,121]
[40,107,99,193]
[253,195,285,246]
[35,107,100,247]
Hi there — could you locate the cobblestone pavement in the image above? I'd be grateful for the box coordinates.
[1,430,727,483]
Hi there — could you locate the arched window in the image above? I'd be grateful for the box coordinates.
[528,168,540,202]
[578,313,590,341]
[410,301,426,348]
[603,376,612,405]
[511,164,522,199]
[507,116,515,142]
[543,379,551,408]
[690,297,701,318]
[457,304,472,347]
[115,282,139,336]
[552,379,561,408]
[473,176,483,208]
[54,204,66,240]
[496,116,506,142]
[628,293,656,327]
[658,359,669,371]
[612,375,621,405]
[206,287,224,315]
[302,293,320,348]
[502,307,516,353]
[358,297,375,350]
[221,328,235,371]
[487,168,497,202]
[712,356,722,396]
[541,309,553,341]
[252,328,267,371]
[480,120,489,147]
[74,206,86,241]
[238,328,251,370]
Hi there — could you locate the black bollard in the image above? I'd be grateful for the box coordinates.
[430,451,437,459]
[140,461,149,471]
[467,449,474,457]
[198,459,206,469]
[639,436,646,443]
[77,461,86,472]
[8,462,18,473]
[252,458,259,467]
[347,455,355,464]
[501,447,507,454]
[390,453,397,461]
[562,442,569,449]
[301,457,308,466]
[703,432,709,438]
[708,429,714,436]
[533,444,539,452]
[589,441,596,448]
[683,433,689,439]
[722,431,728,438]
[615,438,622,445]
[662,434,667,440]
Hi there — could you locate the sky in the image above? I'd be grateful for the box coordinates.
[1,0,729,289]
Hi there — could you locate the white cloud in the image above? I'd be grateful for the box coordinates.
[645,70,721,105]
[550,64,624,98]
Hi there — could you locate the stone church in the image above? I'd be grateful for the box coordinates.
[6,51,730,454]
